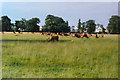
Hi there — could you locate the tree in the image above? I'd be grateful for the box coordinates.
[78,19,81,32]
[15,18,40,32]
[81,22,86,32]
[107,15,120,33]
[26,18,40,32]
[42,25,49,32]
[21,18,27,29]
[15,21,24,31]
[66,21,69,26]
[0,20,2,31]
[86,20,96,33]
[15,18,27,31]
[44,15,70,33]
[10,23,14,31]
[100,24,105,33]
[1,16,11,31]
[96,24,100,27]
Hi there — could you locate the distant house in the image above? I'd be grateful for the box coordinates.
[95,26,102,33]
[39,26,43,31]
[71,26,78,32]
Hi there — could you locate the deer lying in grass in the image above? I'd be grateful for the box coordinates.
[48,36,59,42]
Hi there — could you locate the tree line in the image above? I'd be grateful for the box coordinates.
[0,14,120,34]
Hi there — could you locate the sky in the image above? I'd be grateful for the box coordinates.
[0,0,119,2]
[1,2,118,28]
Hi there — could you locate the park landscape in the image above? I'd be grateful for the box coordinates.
[1,32,118,78]
[0,2,119,78]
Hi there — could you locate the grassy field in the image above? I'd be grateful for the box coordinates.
[1,32,118,78]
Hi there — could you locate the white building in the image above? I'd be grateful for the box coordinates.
[71,26,78,32]
[95,26,102,33]
[39,26,43,31]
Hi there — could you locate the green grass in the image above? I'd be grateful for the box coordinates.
[2,33,118,78]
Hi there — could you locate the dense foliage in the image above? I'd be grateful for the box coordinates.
[86,20,96,34]
[43,15,70,33]
[0,15,119,33]
[81,22,86,32]
[26,18,40,32]
[107,15,120,34]
[1,16,11,31]
[78,19,81,32]
[15,18,40,32]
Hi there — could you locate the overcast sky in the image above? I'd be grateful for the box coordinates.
[1,2,118,28]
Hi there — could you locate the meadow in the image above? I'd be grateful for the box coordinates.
[1,32,118,78]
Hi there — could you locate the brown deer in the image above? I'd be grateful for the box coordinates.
[48,36,59,42]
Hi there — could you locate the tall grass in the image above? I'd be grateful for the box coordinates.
[2,33,118,78]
